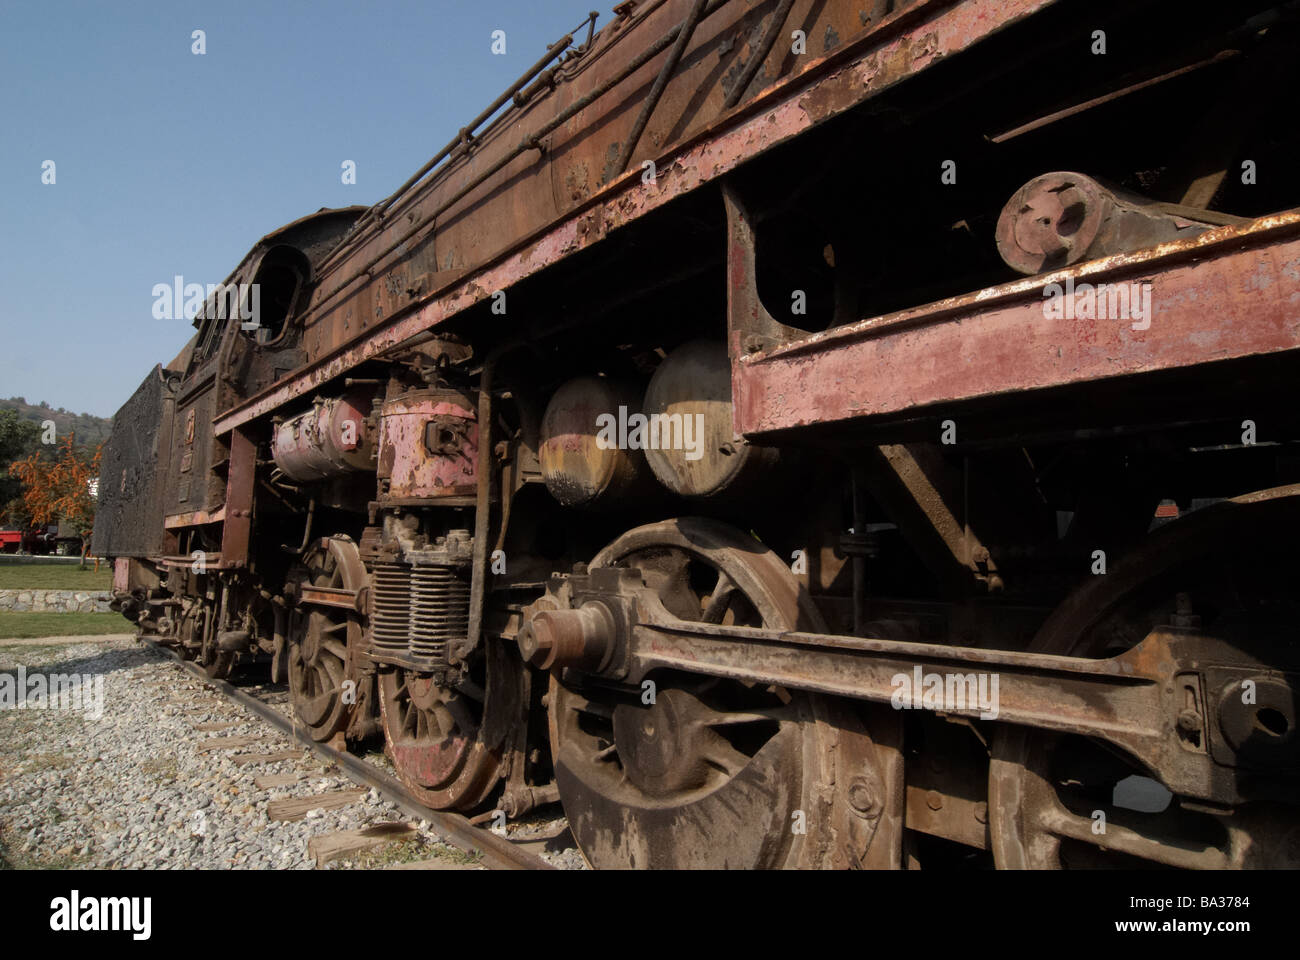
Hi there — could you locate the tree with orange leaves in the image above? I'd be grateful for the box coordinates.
[8,433,102,566]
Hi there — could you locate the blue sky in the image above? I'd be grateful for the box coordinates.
[0,0,604,417]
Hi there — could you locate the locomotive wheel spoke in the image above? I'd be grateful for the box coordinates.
[401,701,418,736]
[688,703,793,727]
[697,736,750,778]
[700,571,737,624]
[301,690,336,721]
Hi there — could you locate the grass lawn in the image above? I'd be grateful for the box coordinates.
[0,612,128,639]
[0,563,112,591]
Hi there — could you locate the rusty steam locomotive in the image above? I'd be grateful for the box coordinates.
[95,0,1300,868]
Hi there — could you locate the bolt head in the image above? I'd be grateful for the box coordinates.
[517,618,556,667]
[848,778,879,817]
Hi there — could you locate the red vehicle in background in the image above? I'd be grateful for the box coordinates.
[0,524,83,555]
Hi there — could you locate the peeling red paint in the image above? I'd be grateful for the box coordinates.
[735,212,1300,434]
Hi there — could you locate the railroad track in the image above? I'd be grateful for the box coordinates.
[145,639,561,871]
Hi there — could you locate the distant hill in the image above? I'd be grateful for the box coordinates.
[0,398,113,451]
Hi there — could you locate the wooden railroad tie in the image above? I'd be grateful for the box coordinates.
[307,821,419,866]
[253,773,303,790]
[267,788,367,822]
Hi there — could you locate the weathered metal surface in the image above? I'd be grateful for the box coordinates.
[989,487,1300,869]
[366,529,472,668]
[861,443,1000,595]
[286,537,367,742]
[377,638,522,811]
[538,376,653,507]
[541,585,1271,805]
[545,516,876,869]
[218,428,256,569]
[377,389,478,500]
[162,507,226,529]
[995,170,1239,275]
[734,211,1300,435]
[159,553,222,569]
[297,584,361,613]
[270,392,376,482]
[213,0,1054,436]
[91,365,177,558]
[520,503,1300,812]
[642,339,768,498]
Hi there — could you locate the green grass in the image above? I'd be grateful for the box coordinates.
[0,611,127,639]
[0,563,112,590]
[343,835,484,870]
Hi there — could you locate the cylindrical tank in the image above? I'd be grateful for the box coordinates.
[539,376,655,508]
[378,388,478,501]
[641,340,778,499]
[271,392,376,482]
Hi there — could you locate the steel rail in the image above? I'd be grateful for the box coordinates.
[146,640,553,871]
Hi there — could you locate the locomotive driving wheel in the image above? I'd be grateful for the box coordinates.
[990,489,1300,868]
[548,518,851,870]
[287,537,364,743]
[378,638,518,811]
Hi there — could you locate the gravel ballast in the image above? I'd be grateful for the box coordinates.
[0,635,584,870]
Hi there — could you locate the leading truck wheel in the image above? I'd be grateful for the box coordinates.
[287,537,364,743]
[547,518,853,869]
[989,488,1300,868]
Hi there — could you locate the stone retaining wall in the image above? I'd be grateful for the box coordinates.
[0,589,113,613]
